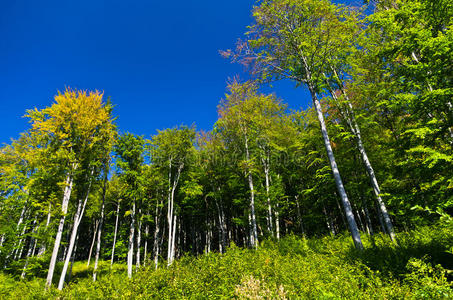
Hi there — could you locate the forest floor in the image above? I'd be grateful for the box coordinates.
[1,224,452,299]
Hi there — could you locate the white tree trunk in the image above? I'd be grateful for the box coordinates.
[21,217,38,279]
[262,153,274,236]
[127,200,136,278]
[328,69,396,243]
[215,196,226,253]
[244,134,258,248]
[110,201,120,267]
[167,162,182,266]
[144,224,149,267]
[58,176,92,290]
[38,203,52,257]
[170,214,177,264]
[67,233,79,283]
[136,208,142,272]
[93,189,105,282]
[87,220,99,267]
[46,171,74,289]
[275,202,280,240]
[153,199,161,270]
[303,59,363,250]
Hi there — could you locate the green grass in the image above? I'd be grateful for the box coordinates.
[1,224,452,299]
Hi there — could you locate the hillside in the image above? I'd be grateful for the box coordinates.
[1,225,452,299]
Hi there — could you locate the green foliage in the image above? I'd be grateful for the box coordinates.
[1,225,451,299]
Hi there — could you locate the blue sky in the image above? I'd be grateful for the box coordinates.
[0,0,358,145]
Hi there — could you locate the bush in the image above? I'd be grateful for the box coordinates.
[0,224,452,299]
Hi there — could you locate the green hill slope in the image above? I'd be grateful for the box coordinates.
[1,225,452,299]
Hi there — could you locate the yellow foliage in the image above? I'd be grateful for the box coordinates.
[25,87,115,160]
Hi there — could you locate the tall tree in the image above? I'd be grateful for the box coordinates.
[225,0,364,249]
[26,88,115,289]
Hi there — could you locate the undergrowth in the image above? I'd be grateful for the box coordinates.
[1,224,452,299]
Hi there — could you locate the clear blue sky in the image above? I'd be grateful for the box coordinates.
[0,0,357,145]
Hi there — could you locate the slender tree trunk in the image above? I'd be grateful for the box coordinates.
[46,170,74,289]
[87,220,99,267]
[244,134,258,248]
[93,185,106,282]
[144,223,149,267]
[361,197,374,236]
[58,175,92,291]
[262,152,274,236]
[327,69,396,243]
[170,214,177,263]
[215,196,226,253]
[38,203,52,257]
[13,218,28,261]
[153,199,161,270]
[275,202,280,240]
[110,201,120,267]
[136,208,142,272]
[21,217,38,279]
[167,162,182,266]
[67,233,79,284]
[127,200,136,278]
[303,60,363,250]
[5,204,27,265]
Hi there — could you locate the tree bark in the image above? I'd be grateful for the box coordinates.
[87,220,99,267]
[58,174,92,290]
[93,182,106,282]
[127,200,136,278]
[244,134,258,248]
[153,198,161,270]
[167,161,182,266]
[110,201,120,267]
[327,69,396,243]
[262,151,274,236]
[303,58,363,250]
[46,170,75,289]
[38,203,52,257]
[144,223,149,267]
[136,208,142,272]
[21,217,38,279]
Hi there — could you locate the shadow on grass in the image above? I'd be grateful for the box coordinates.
[347,226,453,279]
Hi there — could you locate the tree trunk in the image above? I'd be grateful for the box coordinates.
[303,60,363,250]
[87,220,99,267]
[153,199,161,270]
[67,233,79,283]
[21,217,38,279]
[110,201,120,267]
[127,200,136,278]
[244,134,258,248]
[215,196,226,253]
[327,69,396,243]
[136,208,142,272]
[93,183,106,282]
[46,171,74,289]
[58,175,92,291]
[38,203,52,257]
[144,223,149,267]
[167,162,182,266]
[262,152,274,236]
[275,202,280,240]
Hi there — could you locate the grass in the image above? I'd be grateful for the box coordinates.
[1,224,452,299]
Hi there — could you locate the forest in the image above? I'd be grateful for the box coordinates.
[0,0,452,298]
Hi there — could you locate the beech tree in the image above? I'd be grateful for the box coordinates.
[25,88,115,289]
[151,126,196,265]
[225,0,364,249]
